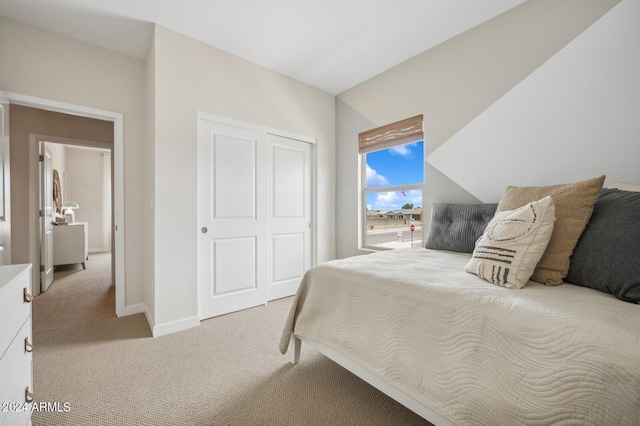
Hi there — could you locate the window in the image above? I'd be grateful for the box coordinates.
[359,115,424,250]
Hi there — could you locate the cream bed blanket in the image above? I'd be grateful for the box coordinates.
[280,248,640,425]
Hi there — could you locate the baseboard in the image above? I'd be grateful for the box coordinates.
[144,306,155,333]
[124,303,146,316]
[151,315,200,337]
[89,248,111,254]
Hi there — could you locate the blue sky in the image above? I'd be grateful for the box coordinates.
[365,141,424,211]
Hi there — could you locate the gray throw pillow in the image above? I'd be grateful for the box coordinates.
[566,188,640,303]
[425,203,498,253]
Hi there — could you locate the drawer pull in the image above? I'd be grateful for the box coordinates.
[25,337,33,353]
[25,387,34,403]
[24,288,33,303]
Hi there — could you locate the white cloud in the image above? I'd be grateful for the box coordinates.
[374,189,422,210]
[365,164,388,187]
[405,190,422,207]
[375,191,399,208]
[388,142,419,158]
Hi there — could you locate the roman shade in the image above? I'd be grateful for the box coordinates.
[358,114,423,153]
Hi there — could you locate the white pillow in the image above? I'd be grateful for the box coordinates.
[465,196,555,289]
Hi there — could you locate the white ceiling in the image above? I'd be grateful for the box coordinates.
[0,0,525,94]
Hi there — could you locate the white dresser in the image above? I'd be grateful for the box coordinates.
[53,222,88,269]
[0,264,34,426]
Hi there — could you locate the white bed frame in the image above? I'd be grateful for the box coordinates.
[292,336,456,426]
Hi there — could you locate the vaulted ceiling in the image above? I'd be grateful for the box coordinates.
[0,0,524,94]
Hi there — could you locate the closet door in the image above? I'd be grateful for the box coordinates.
[198,119,268,319]
[197,117,314,319]
[267,134,312,301]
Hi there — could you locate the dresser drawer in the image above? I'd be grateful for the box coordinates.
[1,365,33,426]
[0,318,33,426]
[0,266,32,356]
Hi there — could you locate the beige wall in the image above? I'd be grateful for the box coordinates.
[143,28,156,322]
[44,143,110,252]
[9,105,113,294]
[0,17,146,305]
[45,142,66,175]
[427,0,640,201]
[65,147,111,252]
[335,0,620,258]
[150,26,335,332]
[45,143,111,253]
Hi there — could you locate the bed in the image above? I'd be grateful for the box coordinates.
[280,179,640,425]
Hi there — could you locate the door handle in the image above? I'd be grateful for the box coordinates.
[25,337,33,353]
[201,227,208,234]
[306,223,311,229]
[25,387,34,403]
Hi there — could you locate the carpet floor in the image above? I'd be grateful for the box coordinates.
[31,253,432,425]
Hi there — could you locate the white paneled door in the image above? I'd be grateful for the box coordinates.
[267,134,312,301]
[198,121,268,319]
[40,145,54,291]
[197,118,313,320]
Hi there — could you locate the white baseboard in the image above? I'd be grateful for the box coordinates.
[152,315,200,337]
[124,303,146,316]
[89,248,111,254]
[144,306,155,333]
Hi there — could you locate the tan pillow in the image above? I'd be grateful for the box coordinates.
[466,196,555,289]
[497,175,605,285]
[609,182,640,192]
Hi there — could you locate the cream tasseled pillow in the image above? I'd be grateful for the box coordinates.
[496,175,604,285]
[465,196,555,289]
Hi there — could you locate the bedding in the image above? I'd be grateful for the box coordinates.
[280,248,640,425]
[424,203,497,253]
[465,196,555,288]
[496,175,605,285]
[566,188,640,302]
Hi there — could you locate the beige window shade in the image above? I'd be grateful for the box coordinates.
[358,114,423,154]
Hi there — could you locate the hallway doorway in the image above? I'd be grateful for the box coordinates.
[40,141,113,296]
[4,92,127,317]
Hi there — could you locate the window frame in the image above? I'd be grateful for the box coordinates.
[360,142,425,251]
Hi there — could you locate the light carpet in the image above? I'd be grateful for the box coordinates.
[31,252,432,425]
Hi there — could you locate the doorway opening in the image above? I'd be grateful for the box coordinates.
[39,140,113,299]
[4,91,126,317]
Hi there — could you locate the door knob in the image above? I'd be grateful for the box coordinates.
[201,227,208,234]
[306,223,311,229]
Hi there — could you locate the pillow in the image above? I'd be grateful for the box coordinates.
[425,203,498,253]
[566,188,640,303]
[608,181,640,192]
[496,175,605,285]
[465,196,555,289]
